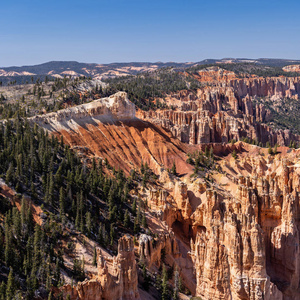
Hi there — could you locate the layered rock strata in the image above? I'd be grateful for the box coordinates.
[31,92,195,175]
[138,76,300,146]
[151,145,300,299]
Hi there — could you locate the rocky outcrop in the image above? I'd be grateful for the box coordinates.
[31,91,136,128]
[138,142,300,299]
[61,235,139,300]
[138,108,299,146]
[228,77,300,100]
[138,233,180,269]
[29,73,300,300]
[191,66,238,82]
[182,147,300,299]
[30,92,195,175]
[138,76,300,146]
[283,65,300,73]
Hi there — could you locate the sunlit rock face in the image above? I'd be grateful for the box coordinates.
[61,235,140,300]
[138,76,300,146]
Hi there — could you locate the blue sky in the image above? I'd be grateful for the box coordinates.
[0,0,299,67]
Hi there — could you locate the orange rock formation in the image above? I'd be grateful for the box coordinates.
[138,76,300,146]
[31,85,300,300]
[61,235,139,300]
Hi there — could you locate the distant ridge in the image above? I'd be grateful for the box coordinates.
[1,58,300,82]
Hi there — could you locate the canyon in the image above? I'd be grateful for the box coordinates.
[139,72,300,146]
[29,68,300,300]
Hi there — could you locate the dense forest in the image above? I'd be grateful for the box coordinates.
[186,62,300,78]
[0,118,154,299]
[103,68,202,110]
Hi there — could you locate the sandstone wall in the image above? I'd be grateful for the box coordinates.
[60,235,139,300]
[138,76,300,146]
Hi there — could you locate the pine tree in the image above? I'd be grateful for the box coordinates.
[142,212,147,228]
[110,224,115,246]
[123,209,129,228]
[32,224,42,273]
[85,212,92,236]
[134,217,140,234]
[0,281,6,300]
[48,172,54,205]
[161,264,168,300]
[6,163,14,184]
[132,198,137,216]
[59,187,65,216]
[48,291,52,300]
[6,268,15,300]
[232,150,237,159]
[204,146,209,158]
[209,146,214,159]
[173,268,180,300]
[81,256,85,277]
[98,223,104,245]
[92,247,97,266]
[268,145,273,155]
[54,259,60,287]
[4,224,14,268]
[171,161,177,176]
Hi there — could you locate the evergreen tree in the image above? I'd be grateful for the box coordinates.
[85,212,92,236]
[134,217,140,234]
[0,281,6,300]
[6,268,15,300]
[204,146,209,158]
[98,223,104,245]
[6,163,14,184]
[161,264,168,300]
[4,224,14,268]
[110,224,115,246]
[54,259,60,287]
[48,291,52,300]
[232,150,237,159]
[132,198,137,216]
[173,268,180,300]
[142,212,147,228]
[59,187,65,216]
[92,247,97,266]
[268,146,273,155]
[171,161,177,176]
[123,209,129,228]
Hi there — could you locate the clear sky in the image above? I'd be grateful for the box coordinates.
[1,0,299,67]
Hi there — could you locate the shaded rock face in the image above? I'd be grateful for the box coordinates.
[156,148,300,300]
[138,76,300,146]
[61,235,139,300]
[138,233,180,269]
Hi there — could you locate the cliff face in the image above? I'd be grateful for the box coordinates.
[190,66,238,82]
[31,88,300,300]
[150,144,300,300]
[31,91,136,127]
[61,235,139,300]
[138,76,300,146]
[30,92,195,175]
